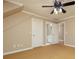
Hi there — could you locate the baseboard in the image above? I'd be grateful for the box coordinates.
[4,44,45,56]
[64,44,75,48]
[6,0,23,6]
[3,47,33,56]
[41,42,59,46]
[41,43,52,46]
[59,40,64,42]
[4,44,46,56]
[45,43,51,45]
[3,42,62,56]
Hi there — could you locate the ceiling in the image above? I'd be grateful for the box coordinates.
[9,0,75,22]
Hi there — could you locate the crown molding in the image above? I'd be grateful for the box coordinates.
[58,16,75,23]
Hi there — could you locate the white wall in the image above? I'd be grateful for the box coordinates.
[64,17,75,47]
[3,13,32,53]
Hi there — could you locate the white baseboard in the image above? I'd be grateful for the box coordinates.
[59,40,64,42]
[45,43,51,45]
[41,42,59,46]
[3,47,33,56]
[4,44,45,56]
[4,44,46,56]
[64,44,75,48]
[4,43,70,56]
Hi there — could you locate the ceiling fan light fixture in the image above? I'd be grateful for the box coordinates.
[59,8,62,12]
[54,8,58,14]
[54,7,62,14]
[42,0,75,14]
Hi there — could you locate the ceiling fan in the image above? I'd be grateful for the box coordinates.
[42,0,75,14]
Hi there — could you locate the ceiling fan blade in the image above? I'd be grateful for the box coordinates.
[42,6,53,7]
[63,1,75,7]
[50,10,54,14]
[62,8,66,13]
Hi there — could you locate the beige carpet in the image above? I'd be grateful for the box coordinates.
[4,44,75,59]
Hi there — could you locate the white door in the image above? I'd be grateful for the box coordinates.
[32,18,44,47]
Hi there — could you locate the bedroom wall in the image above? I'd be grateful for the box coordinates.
[3,13,32,53]
[64,17,75,47]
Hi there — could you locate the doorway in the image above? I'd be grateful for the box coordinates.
[45,21,59,45]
